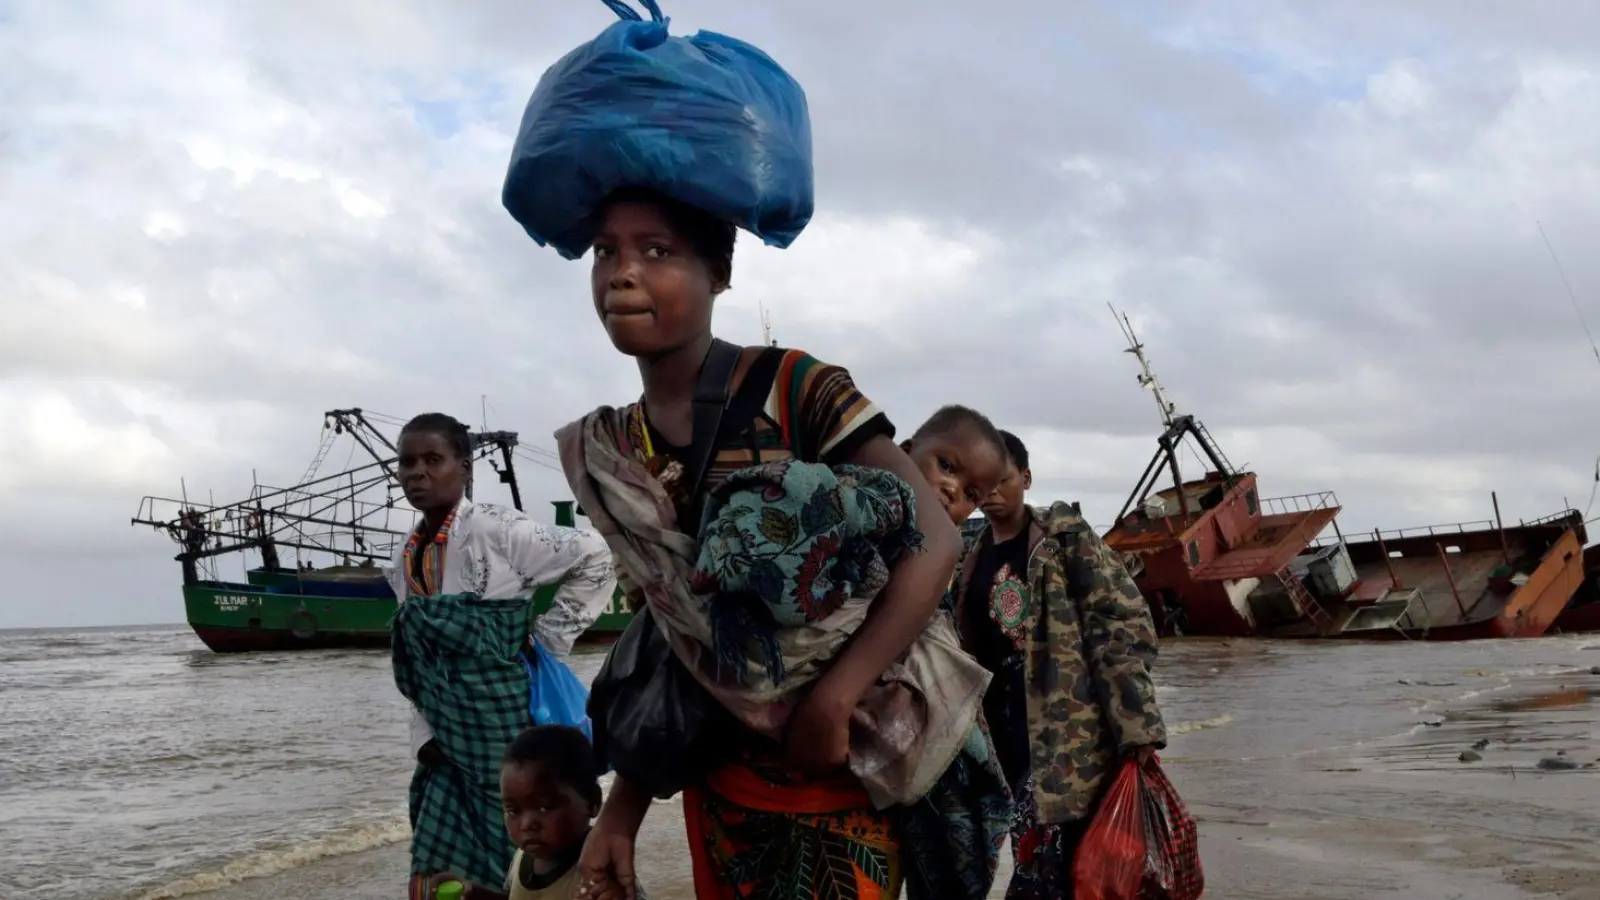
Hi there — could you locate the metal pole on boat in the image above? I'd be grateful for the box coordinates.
[1435,543,1469,620]
[1118,449,1166,522]
[1492,491,1511,565]
[1163,435,1192,521]
[1374,528,1403,590]
[499,440,524,512]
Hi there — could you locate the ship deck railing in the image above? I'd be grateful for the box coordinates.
[1310,519,1500,549]
[1522,509,1583,528]
[1259,491,1341,517]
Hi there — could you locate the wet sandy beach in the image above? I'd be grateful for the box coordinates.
[184,750,1600,900]
[171,638,1600,900]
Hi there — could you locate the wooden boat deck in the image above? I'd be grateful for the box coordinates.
[1347,548,1511,628]
[1191,507,1342,581]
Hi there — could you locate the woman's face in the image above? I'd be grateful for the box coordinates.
[907,427,1007,525]
[396,430,468,518]
[590,200,725,358]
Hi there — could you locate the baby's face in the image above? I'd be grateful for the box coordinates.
[908,428,1007,524]
[500,761,595,863]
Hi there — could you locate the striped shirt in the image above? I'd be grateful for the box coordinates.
[625,347,895,494]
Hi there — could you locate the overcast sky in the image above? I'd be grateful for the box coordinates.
[7,0,1600,629]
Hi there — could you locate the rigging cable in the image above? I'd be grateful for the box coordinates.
[1538,221,1600,368]
[1538,221,1600,520]
[513,447,564,473]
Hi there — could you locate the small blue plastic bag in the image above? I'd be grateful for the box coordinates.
[502,0,814,260]
[522,640,594,742]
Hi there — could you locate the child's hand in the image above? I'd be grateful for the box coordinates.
[577,827,637,900]
[576,873,628,900]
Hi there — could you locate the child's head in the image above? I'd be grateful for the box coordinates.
[397,413,473,518]
[500,726,602,862]
[982,430,1032,523]
[590,186,738,359]
[902,405,1009,524]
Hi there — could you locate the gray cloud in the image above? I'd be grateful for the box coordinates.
[6,0,1600,628]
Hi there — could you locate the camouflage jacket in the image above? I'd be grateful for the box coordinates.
[955,502,1167,823]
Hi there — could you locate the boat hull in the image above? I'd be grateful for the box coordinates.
[192,623,394,652]
[1550,544,1600,633]
[184,582,394,652]
[183,577,633,653]
[1552,600,1600,633]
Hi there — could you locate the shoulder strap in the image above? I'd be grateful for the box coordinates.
[720,346,786,440]
[686,338,742,498]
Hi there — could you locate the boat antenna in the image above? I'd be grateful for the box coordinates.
[1109,303,1178,427]
[759,300,777,348]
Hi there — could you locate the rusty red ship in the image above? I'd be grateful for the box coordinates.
[1099,311,1587,640]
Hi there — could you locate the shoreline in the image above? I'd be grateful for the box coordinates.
[172,814,1600,900]
[175,762,1600,900]
[101,642,1600,900]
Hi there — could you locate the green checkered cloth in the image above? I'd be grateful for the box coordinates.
[392,593,534,886]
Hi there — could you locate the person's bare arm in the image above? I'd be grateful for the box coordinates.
[577,776,650,900]
[593,774,652,835]
[810,434,960,711]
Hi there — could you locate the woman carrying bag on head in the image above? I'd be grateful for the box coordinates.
[559,189,1009,900]
[506,6,1009,897]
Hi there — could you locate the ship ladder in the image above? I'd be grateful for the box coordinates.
[294,426,338,488]
[1278,567,1337,636]
[1192,419,1238,476]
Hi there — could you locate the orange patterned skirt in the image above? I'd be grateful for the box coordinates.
[684,755,902,899]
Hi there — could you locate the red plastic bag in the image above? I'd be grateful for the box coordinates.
[1074,761,1148,900]
[1074,757,1204,900]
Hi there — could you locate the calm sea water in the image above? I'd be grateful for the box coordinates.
[1,626,1596,899]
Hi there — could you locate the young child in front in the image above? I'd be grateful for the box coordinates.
[427,726,643,900]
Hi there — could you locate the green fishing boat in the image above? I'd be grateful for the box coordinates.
[133,409,632,653]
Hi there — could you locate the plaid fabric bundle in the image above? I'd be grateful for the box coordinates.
[1140,760,1203,900]
[392,593,535,886]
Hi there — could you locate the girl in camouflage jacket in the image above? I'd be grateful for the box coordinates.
[953,430,1168,899]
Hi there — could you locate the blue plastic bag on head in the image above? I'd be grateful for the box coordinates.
[502,0,814,260]
[521,639,593,742]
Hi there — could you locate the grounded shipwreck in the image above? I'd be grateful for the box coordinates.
[1099,312,1587,640]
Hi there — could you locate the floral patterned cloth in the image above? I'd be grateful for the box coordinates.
[683,755,903,900]
[690,459,923,687]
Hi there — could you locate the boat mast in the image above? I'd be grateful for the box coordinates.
[1110,304,1178,428]
[1109,306,1238,523]
[324,408,399,480]
[477,430,525,512]
[759,300,777,348]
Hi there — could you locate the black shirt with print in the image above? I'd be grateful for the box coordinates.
[961,528,1034,792]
